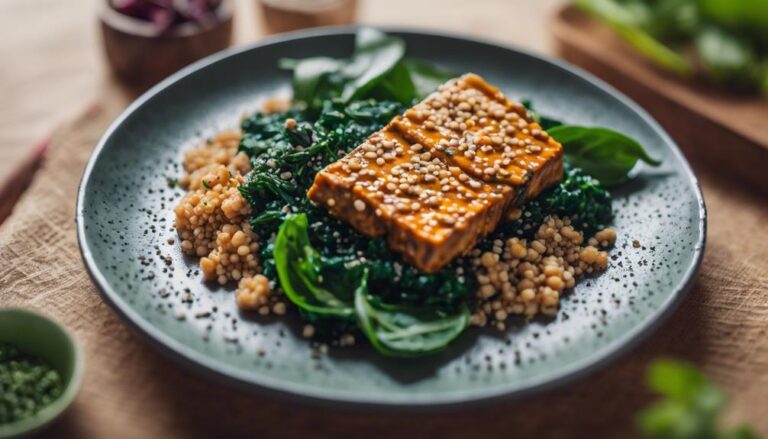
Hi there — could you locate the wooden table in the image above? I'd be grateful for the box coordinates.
[4,1,768,438]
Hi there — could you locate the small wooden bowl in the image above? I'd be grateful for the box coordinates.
[100,1,234,86]
[259,0,357,34]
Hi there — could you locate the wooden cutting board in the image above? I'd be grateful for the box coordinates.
[552,5,768,193]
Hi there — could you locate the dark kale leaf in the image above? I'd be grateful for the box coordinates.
[238,99,406,238]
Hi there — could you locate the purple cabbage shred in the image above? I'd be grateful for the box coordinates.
[110,0,223,34]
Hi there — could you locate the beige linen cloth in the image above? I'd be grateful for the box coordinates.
[1,89,767,438]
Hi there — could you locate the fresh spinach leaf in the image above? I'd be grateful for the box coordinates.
[548,125,662,186]
[373,61,417,104]
[279,28,454,107]
[402,59,456,99]
[286,57,344,105]
[342,28,406,101]
[273,214,356,318]
[354,269,470,357]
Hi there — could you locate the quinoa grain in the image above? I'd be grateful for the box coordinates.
[470,216,613,328]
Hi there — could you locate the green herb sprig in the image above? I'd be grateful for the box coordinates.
[638,360,757,439]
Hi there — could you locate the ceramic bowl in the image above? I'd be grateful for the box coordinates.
[0,309,84,438]
[100,0,234,86]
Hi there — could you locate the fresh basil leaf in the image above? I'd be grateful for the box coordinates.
[354,269,469,357]
[341,28,406,102]
[402,59,456,99]
[548,125,661,186]
[274,213,355,318]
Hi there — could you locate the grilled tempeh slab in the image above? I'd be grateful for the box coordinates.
[307,73,563,272]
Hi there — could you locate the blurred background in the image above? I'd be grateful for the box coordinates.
[0,0,564,196]
[4,0,767,212]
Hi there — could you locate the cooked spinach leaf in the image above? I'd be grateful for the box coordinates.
[499,164,613,237]
[354,269,470,357]
[238,97,623,355]
[548,125,662,186]
[238,99,407,237]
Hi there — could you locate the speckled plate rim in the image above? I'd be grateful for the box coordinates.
[76,26,707,410]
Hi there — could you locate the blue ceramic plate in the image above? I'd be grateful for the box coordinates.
[77,27,705,408]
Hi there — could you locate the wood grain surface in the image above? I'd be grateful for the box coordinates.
[2,1,767,438]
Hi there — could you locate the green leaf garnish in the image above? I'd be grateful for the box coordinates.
[548,125,661,186]
[401,59,455,99]
[274,213,356,318]
[341,28,406,101]
[354,268,470,357]
[279,28,457,109]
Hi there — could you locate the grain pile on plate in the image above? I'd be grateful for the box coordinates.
[470,217,615,330]
[174,131,284,315]
[172,75,618,330]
